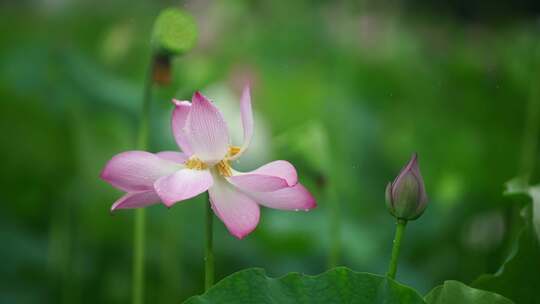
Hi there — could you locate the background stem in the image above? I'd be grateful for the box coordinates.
[518,36,540,180]
[132,55,154,304]
[205,194,214,291]
[387,219,407,279]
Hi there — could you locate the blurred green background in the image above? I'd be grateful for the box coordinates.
[2,0,540,303]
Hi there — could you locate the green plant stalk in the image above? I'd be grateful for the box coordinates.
[387,219,407,279]
[132,56,154,304]
[205,194,214,291]
[519,38,540,180]
[132,209,146,304]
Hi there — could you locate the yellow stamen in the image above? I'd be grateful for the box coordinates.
[227,146,241,158]
[185,157,208,170]
[216,160,232,177]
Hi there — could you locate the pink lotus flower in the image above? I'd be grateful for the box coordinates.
[100,85,316,239]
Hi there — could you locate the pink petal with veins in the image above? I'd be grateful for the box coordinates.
[100,151,182,192]
[227,160,298,192]
[157,151,188,164]
[229,84,254,160]
[154,169,213,207]
[185,92,230,164]
[227,174,289,192]
[209,176,260,239]
[111,191,161,211]
[171,100,193,155]
[245,183,317,211]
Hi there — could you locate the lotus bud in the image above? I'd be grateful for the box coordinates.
[385,153,428,220]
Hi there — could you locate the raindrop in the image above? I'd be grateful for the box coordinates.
[294,208,300,212]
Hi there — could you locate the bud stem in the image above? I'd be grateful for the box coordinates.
[387,218,407,279]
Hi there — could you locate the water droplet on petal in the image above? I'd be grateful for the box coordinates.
[294,208,300,212]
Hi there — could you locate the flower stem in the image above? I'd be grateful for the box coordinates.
[132,209,146,304]
[204,195,215,291]
[387,218,407,280]
[132,55,154,304]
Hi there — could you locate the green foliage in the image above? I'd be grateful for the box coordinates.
[186,267,514,303]
[152,8,197,55]
[471,180,540,304]
[184,267,425,304]
[2,1,540,303]
[425,281,513,304]
[472,218,540,303]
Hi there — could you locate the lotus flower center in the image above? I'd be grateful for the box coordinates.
[216,160,232,177]
[185,157,208,170]
[185,146,240,177]
[227,146,241,158]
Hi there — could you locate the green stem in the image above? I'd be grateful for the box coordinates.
[132,209,146,304]
[205,195,214,291]
[387,219,407,280]
[519,37,540,180]
[132,55,154,304]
